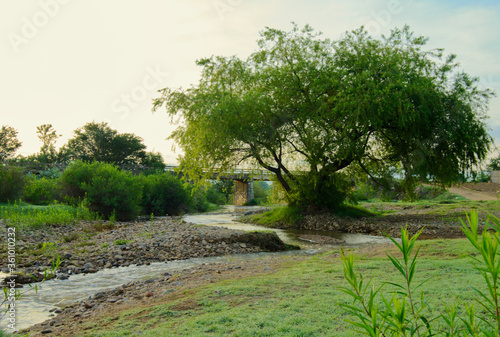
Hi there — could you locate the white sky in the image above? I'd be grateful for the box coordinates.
[1,0,499,164]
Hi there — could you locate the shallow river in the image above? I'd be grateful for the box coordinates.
[1,206,391,331]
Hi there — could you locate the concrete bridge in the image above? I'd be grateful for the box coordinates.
[165,166,274,206]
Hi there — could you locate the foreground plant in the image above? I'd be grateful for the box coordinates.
[340,210,500,336]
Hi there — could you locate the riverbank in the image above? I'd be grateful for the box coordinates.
[0,216,294,286]
[244,200,500,240]
[18,235,488,336]
[6,201,500,335]
[19,253,305,336]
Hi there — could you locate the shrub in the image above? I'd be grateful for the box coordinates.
[23,176,62,205]
[37,167,63,179]
[60,161,95,205]
[140,173,190,216]
[0,166,25,202]
[61,161,142,221]
[205,184,227,205]
[186,185,212,213]
[82,165,142,221]
[244,198,258,206]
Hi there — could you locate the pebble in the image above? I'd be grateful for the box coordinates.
[0,217,289,284]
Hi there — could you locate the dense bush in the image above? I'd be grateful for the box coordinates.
[23,176,62,205]
[60,161,95,205]
[0,166,25,202]
[140,173,190,216]
[186,185,213,213]
[205,184,227,206]
[209,180,234,205]
[61,161,142,221]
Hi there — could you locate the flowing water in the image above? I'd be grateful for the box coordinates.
[184,205,391,249]
[1,206,391,331]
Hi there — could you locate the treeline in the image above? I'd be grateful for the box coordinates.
[0,161,232,221]
[0,121,240,220]
[0,122,165,168]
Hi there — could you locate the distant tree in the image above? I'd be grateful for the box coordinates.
[32,124,61,163]
[141,151,166,171]
[254,181,271,204]
[212,180,234,204]
[65,122,147,164]
[489,154,500,171]
[0,125,22,161]
[154,24,494,209]
[37,124,60,156]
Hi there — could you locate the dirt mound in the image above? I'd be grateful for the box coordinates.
[458,182,500,194]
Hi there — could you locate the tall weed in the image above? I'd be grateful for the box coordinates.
[0,202,98,229]
[340,210,500,336]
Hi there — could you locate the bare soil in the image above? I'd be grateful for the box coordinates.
[449,182,500,201]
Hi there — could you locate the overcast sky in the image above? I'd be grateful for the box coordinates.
[1,0,499,164]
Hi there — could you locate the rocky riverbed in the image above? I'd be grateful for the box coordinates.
[0,217,295,286]
[18,254,305,336]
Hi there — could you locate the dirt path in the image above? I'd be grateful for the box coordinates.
[448,186,499,201]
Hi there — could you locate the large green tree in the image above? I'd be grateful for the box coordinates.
[0,125,22,161]
[64,121,147,164]
[154,25,494,209]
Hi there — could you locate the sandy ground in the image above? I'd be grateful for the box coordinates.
[448,182,500,201]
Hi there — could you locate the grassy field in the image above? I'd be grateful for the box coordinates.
[0,202,99,228]
[68,234,490,337]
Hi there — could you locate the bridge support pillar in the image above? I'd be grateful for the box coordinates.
[233,180,254,206]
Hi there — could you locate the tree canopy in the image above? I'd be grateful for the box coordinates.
[0,125,22,162]
[64,121,148,164]
[154,24,494,209]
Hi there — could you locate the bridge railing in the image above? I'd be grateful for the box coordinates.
[164,165,274,181]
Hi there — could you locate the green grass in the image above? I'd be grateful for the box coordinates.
[333,204,379,218]
[0,202,99,229]
[248,205,303,228]
[114,239,131,246]
[71,238,488,337]
[248,204,378,229]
